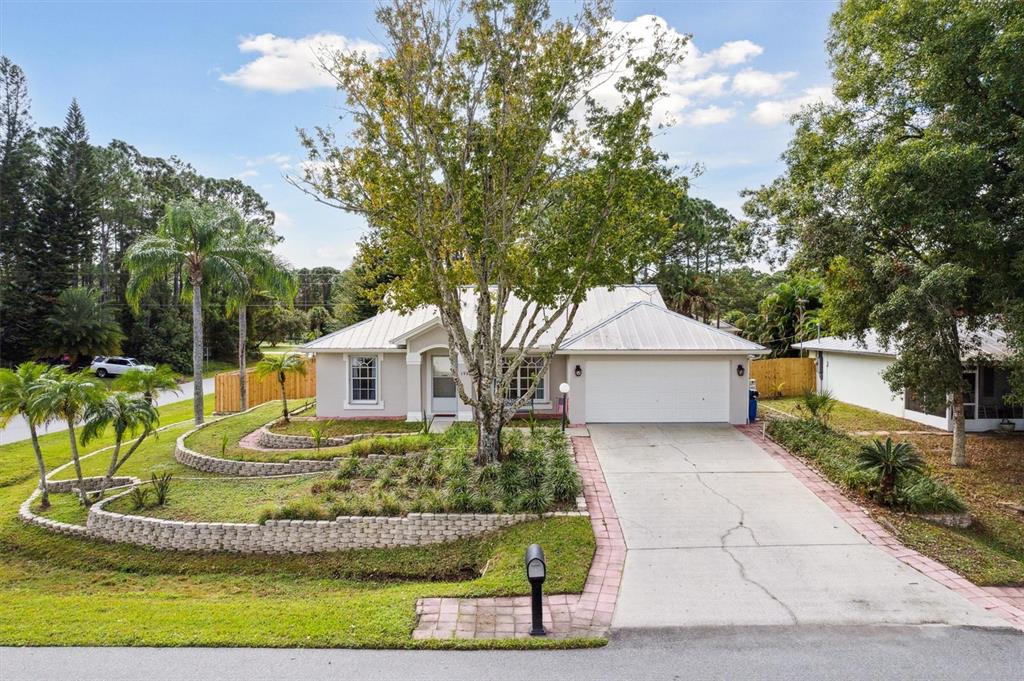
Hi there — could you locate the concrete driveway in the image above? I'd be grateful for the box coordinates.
[589,423,1009,630]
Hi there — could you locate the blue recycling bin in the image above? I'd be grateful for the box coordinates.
[748,389,759,423]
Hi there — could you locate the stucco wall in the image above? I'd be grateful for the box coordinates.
[565,354,751,425]
[817,351,904,418]
[315,352,408,419]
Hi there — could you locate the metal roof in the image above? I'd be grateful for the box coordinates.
[561,302,769,354]
[793,328,1012,361]
[304,285,766,354]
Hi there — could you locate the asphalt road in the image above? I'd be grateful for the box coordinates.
[0,377,214,445]
[2,627,1022,681]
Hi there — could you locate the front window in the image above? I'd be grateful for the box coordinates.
[350,356,378,402]
[505,356,546,401]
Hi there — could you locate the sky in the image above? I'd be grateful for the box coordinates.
[1,0,838,270]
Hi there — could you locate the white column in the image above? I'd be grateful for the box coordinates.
[406,353,422,421]
[456,352,474,421]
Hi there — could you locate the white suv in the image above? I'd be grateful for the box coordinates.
[90,356,154,378]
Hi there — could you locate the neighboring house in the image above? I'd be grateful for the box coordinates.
[793,330,1022,432]
[302,285,769,424]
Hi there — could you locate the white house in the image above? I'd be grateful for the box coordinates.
[302,285,769,425]
[793,330,1022,432]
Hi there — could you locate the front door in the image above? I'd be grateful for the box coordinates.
[431,355,458,415]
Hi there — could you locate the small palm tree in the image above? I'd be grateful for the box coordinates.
[799,388,835,423]
[113,365,180,405]
[81,392,159,500]
[224,220,296,412]
[124,199,248,425]
[36,287,124,369]
[0,363,54,508]
[856,437,925,505]
[30,369,106,505]
[253,353,307,423]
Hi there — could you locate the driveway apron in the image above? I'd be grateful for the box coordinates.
[589,423,1009,630]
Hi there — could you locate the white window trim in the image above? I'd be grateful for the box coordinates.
[506,356,551,408]
[345,353,386,410]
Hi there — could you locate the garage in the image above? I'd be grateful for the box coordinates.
[584,358,731,423]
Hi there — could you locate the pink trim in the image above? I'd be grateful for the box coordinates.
[736,423,1024,631]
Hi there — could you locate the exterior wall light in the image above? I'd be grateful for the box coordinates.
[525,543,547,636]
[574,364,582,377]
[737,364,746,377]
[559,382,570,431]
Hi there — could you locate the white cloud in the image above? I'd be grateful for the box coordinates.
[597,16,765,128]
[235,169,259,179]
[221,32,383,93]
[683,105,735,127]
[732,68,797,97]
[750,86,836,126]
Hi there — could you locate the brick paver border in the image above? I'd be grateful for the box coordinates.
[412,435,626,640]
[736,423,1024,631]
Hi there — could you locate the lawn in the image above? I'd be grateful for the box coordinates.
[2,396,598,647]
[762,396,939,433]
[764,397,1024,586]
[270,417,423,438]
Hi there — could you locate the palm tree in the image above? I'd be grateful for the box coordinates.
[253,352,307,423]
[0,363,54,508]
[30,368,106,505]
[36,287,124,369]
[856,437,925,505]
[225,221,296,412]
[81,392,159,499]
[113,365,180,405]
[124,199,248,425]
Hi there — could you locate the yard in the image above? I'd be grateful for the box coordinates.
[763,397,1024,585]
[2,397,596,647]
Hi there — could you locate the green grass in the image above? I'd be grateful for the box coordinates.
[1,396,598,647]
[762,397,938,433]
[271,417,423,438]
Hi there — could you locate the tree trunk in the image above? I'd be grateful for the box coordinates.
[191,278,205,425]
[96,439,122,501]
[476,407,503,465]
[950,390,968,467]
[29,421,49,509]
[67,423,87,506]
[279,374,289,422]
[238,304,248,411]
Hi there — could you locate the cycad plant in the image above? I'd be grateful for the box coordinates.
[81,391,159,500]
[0,363,54,508]
[253,352,307,423]
[799,388,835,423]
[113,365,179,404]
[856,437,925,505]
[125,199,249,425]
[30,368,106,505]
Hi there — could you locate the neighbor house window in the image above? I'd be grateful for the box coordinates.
[350,356,378,402]
[505,356,546,401]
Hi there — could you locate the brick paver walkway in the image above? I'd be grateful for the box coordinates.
[737,423,1024,631]
[412,436,626,640]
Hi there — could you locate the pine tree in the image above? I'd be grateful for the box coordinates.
[0,58,42,362]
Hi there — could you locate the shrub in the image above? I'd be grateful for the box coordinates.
[547,446,582,502]
[150,472,172,506]
[347,434,432,457]
[260,497,334,523]
[898,475,966,514]
[310,426,325,452]
[798,388,835,423]
[128,486,151,511]
[856,437,925,505]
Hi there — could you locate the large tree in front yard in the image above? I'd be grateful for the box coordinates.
[743,0,1024,467]
[295,0,683,463]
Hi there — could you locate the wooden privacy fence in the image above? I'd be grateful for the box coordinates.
[750,357,816,398]
[214,358,317,413]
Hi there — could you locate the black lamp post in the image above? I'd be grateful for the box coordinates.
[525,543,547,636]
[559,382,570,432]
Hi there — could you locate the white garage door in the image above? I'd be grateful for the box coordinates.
[585,359,730,423]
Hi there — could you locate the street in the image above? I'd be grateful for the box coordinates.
[2,626,1022,681]
[0,377,214,445]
